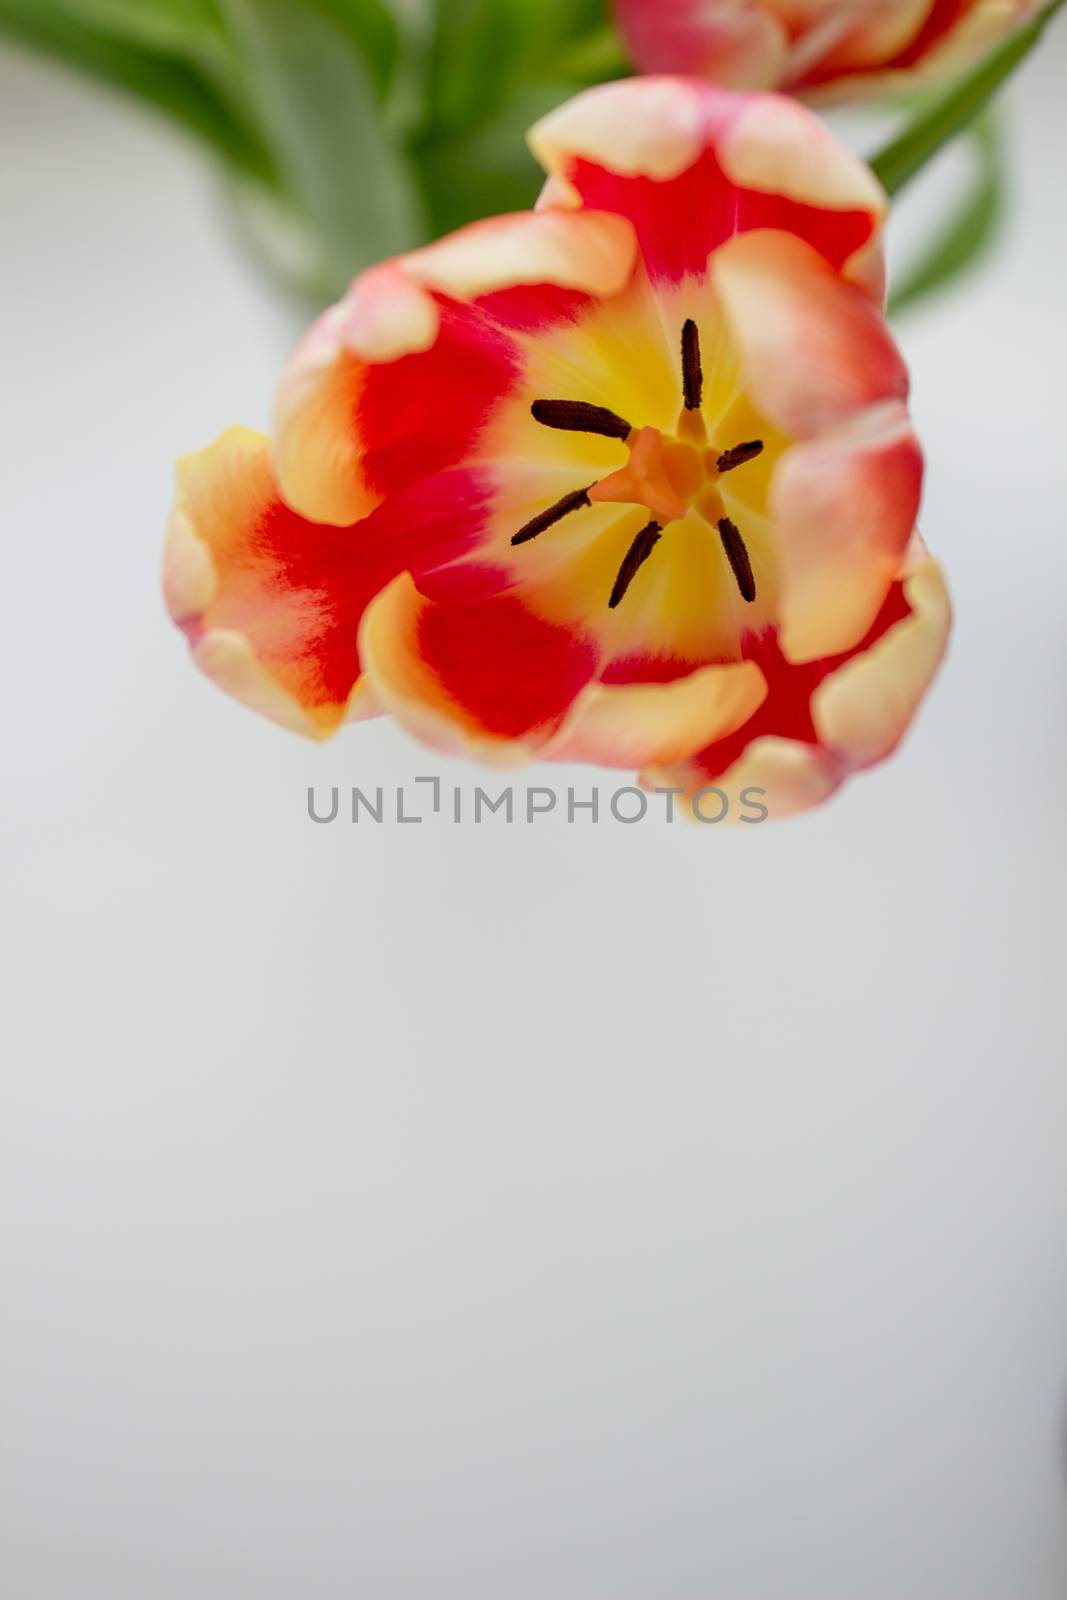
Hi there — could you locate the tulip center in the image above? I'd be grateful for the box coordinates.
[515,319,764,612]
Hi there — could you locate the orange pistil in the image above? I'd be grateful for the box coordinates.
[522,321,766,608]
[588,426,687,524]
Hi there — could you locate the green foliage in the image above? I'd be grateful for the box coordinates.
[304,0,399,96]
[218,0,420,298]
[870,0,1066,196]
[53,0,224,65]
[868,0,1066,314]
[409,0,619,241]
[0,0,276,181]
[422,0,608,132]
[415,78,567,237]
[889,114,1005,316]
[0,0,619,298]
[0,0,1060,307]
[425,0,528,133]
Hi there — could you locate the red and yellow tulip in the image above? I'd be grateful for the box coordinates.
[165,78,950,821]
[615,1,1037,100]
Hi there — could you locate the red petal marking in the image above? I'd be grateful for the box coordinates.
[355,285,596,499]
[476,282,594,334]
[601,652,711,686]
[416,559,514,603]
[360,465,498,579]
[415,592,599,739]
[799,0,971,86]
[688,579,913,781]
[211,466,506,710]
[889,0,972,66]
[355,298,515,499]
[213,498,369,710]
[569,146,874,284]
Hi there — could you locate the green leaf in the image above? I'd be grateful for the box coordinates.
[422,0,609,136]
[219,0,423,298]
[553,21,631,85]
[414,77,563,237]
[0,0,277,183]
[52,0,225,63]
[408,0,621,266]
[507,0,610,62]
[304,0,400,96]
[888,114,1005,316]
[870,0,1066,197]
[423,0,527,134]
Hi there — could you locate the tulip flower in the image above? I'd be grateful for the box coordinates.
[165,77,950,820]
[615,1,1037,100]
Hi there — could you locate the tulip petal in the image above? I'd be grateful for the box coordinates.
[713,230,908,438]
[788,0,934,83]
[615,0,935,89]
[273,263,438,529]
[617,0,790,87]
[359,573,600,762]
[164,427,377,738]
[529,77,883,286]
[643,549,950,818]
[894,0,1035,73]
[612,1,1034,103]
[802,1,1036,101]
[647,735,840,823]
[716,89,885,218]
[402,208,637,303]
[774,402,924,662]
[275,210,638,526]
[812,550,951,767]
[549,659,767,769]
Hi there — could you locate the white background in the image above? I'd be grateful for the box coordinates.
[2,30,1065,1600]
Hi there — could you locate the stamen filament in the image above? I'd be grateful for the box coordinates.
[531,399,632,439]
[717,440,764,474]
[681,319,703,411]
[511,485,594,545]
[608,521,662,609]
[717,517,757,603]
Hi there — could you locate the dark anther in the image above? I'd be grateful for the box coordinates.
[511,485,594,546]
[716,440,764,474]
[608,521,662,609]
[681,319,703,411]
[531,399,633,440]
[717,517,756,603]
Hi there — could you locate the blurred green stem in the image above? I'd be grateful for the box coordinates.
[0,0,280,186]
[888,111,1005,315]
[1,0,1063,306]
[554,23,630,83]
[870,0,1066,196]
